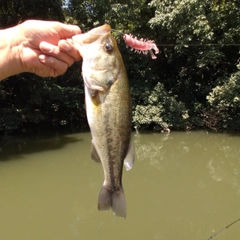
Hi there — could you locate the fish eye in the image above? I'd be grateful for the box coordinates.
[104,43,113,51]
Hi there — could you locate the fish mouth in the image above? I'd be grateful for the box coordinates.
[72,24,111,44]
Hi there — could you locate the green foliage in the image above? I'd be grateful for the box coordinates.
[0,108,22,134]
[66,0,152,33]
[0,64,86,134]
[0,0,65,27]
[147,0,240,131]
[1,0,240,134]
[207,64,240,130]
[149,0,240,91]
[0,0,88,134]
[133,82,189,130]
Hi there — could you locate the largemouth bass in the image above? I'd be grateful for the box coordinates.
[72,24,135,218]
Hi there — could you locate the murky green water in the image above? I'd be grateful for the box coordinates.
[0,131,240,240]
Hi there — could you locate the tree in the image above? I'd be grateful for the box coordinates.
[0,0,65,27]
[207,64,240,130]
[148,0,240,129]
[0,0,86,134]
[1,0,240,134]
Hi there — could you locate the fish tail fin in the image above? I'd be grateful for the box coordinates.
[112,188,126,218]
[98,186,112,211]
[98,186,127,218]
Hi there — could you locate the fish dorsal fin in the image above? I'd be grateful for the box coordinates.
[91,140,101,163]
[124,138,135,171]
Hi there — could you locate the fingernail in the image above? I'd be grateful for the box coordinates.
[40,42,53,53]
[39,54,46,62]
[60,41,71,51]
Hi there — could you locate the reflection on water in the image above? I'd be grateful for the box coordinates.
[0,133,83,161]
[135,131,240,196]
[0,131,240,240]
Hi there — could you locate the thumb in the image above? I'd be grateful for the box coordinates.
[56,23,82,39]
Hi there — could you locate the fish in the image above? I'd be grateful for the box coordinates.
[72,24,135,218]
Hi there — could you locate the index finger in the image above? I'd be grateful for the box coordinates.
[58,39,82,61]
[55,23,82,39]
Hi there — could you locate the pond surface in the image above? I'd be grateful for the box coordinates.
[0,131,240,240]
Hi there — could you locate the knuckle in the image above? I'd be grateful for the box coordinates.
[59,63,68,74]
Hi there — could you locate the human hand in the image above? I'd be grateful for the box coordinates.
[18,20,82,77]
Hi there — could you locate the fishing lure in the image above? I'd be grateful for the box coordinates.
[123,34,159,59]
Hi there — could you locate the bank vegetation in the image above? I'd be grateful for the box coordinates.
[0,0,240,134]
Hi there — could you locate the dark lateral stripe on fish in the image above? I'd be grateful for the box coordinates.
[73,24,134,218]
[104,111,121,188]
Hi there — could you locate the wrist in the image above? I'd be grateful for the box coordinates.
[0,25,25,80]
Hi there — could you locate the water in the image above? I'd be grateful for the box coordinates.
[0,131,240,240]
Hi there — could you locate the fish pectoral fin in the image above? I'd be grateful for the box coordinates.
[124,138,135,171]
[84,77,105,92]
[90,141,101,163]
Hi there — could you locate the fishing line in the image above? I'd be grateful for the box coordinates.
[207,218,240,240]
[154,43,240,47]
[111,29,240,47]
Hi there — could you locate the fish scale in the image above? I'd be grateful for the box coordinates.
[72,24,135,218]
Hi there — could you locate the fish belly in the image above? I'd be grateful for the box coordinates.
[85,73,132,218]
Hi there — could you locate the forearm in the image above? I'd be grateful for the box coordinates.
[0,26,23,81]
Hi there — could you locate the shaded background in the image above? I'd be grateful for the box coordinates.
[0,0,240,134]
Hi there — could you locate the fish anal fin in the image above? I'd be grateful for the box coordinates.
[124,138,135,171]
[90,141,101,163]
